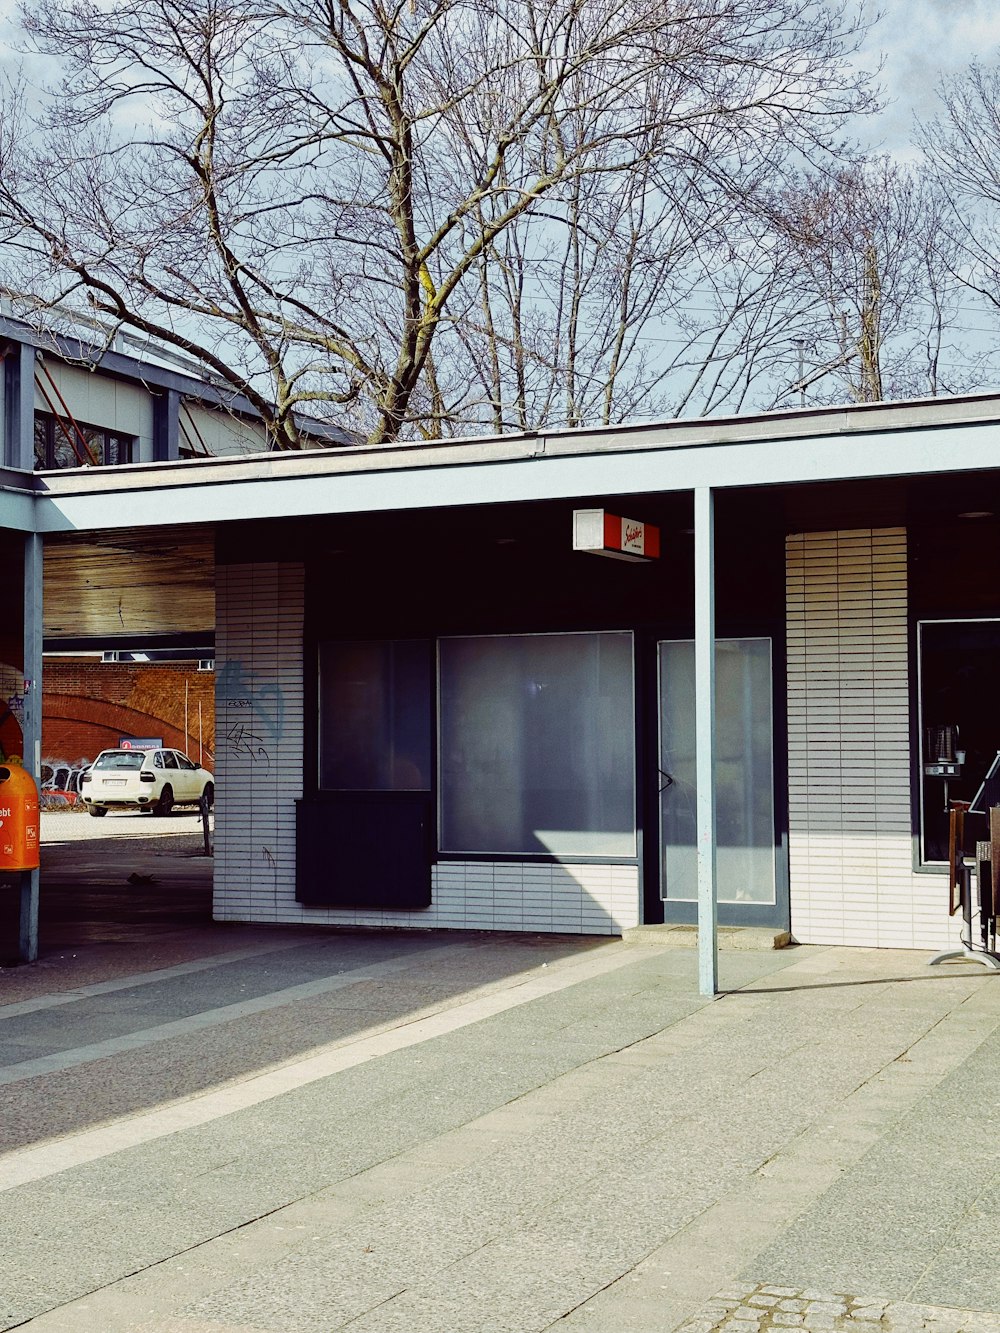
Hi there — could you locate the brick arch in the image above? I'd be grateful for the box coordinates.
[43,697,187,761]
[41,662,215,770]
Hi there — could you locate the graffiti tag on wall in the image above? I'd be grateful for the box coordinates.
[0,663,25,760]
[217,659,285,768]
[40,757,92,807]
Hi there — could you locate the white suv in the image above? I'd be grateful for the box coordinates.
[81,748,214,817]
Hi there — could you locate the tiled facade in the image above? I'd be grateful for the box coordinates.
[214,533,961,948]
[214,562,305,923]
[786,528,960,950]
[213,561,640,934]
[425,862,639,934]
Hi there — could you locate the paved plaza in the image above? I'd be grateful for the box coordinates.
[2,816,1000,1331]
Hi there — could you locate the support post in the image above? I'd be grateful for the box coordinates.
[694,486,718,996]
[152,388,181,461]
[4,340,36,471]
[19,532,42,962]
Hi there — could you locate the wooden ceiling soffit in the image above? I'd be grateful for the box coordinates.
[42,527,215,640]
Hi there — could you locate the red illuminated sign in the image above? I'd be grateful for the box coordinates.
[572,509,660,562]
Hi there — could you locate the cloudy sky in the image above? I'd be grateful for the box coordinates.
[860,0,1000,152]
[2,0,999,157]
[1,0,999,141]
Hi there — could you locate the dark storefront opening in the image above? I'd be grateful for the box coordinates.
[919,619,1000,864]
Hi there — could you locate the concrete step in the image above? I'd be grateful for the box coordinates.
[621,923,793,951]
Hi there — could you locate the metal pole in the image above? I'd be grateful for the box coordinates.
[200,791,211,857]
[694,487,718,996]
[19,532,43,963]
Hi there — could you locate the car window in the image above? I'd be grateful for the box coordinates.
[93,751,144,771]
[175,753,197,770]
[162,751,178,769]
[153,752,164,768]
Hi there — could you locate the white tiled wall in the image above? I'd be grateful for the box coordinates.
[786,528,960,950]
[291,862,639,936]
[214,562,639,934]
[213,562,306,922]
[427,862,637,934]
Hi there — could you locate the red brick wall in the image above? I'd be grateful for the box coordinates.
[42,659,215,772]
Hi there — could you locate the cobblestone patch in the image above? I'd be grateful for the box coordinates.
[676,1285,1000,1332]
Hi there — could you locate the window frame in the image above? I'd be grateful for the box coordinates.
[33,410,135,470]
[435,628,638,862]
[915,616,1000,868]
[657,634,777,906]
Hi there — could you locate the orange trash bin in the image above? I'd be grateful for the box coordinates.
[0,757,40,871]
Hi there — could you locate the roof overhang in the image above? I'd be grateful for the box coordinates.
[26,393,1000,537]
[6,391,1000,644]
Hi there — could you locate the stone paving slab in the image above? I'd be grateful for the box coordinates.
[677,1283,1000,1331]
[621,925,793,951]
[4,942,1000,1332]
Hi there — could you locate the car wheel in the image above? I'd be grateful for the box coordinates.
[88,805,108,818]
[155,785,174,817]
[202,782,214,810]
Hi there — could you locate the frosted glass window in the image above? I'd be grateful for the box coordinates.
[658,637,775,904]
[320,640,431,790]
[439,632,635,856]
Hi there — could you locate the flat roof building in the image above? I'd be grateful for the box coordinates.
[6,317,1000,989]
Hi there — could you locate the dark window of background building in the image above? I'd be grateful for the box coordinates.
[33,411,134,469]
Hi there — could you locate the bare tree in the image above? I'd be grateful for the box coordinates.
[448,156,876,429]
[918,64,1000,337]
[0,0,876,444]
[771,158,979,405]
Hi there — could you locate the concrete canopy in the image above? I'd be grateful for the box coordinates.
[8,389,1000,985]
[7,388,1000,644]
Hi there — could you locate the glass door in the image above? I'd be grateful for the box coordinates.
[658,637,777,918]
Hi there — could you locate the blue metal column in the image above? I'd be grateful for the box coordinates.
[4,340,36,470]
[694,486,718,996]
[152,388,181,461]
[19,532,42,962]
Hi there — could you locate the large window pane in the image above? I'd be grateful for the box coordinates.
[659,637,775,904]
[439,632,635,857]
[320,640,431,791]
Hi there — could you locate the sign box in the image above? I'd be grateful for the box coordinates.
[573,509,660,562]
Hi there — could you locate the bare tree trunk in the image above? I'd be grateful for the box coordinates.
[857,241,883,401]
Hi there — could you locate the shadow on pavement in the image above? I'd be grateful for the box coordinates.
[1,810,214,965]
[0,812,619,1154]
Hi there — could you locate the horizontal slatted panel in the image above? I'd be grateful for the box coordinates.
[786,529,958,949]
